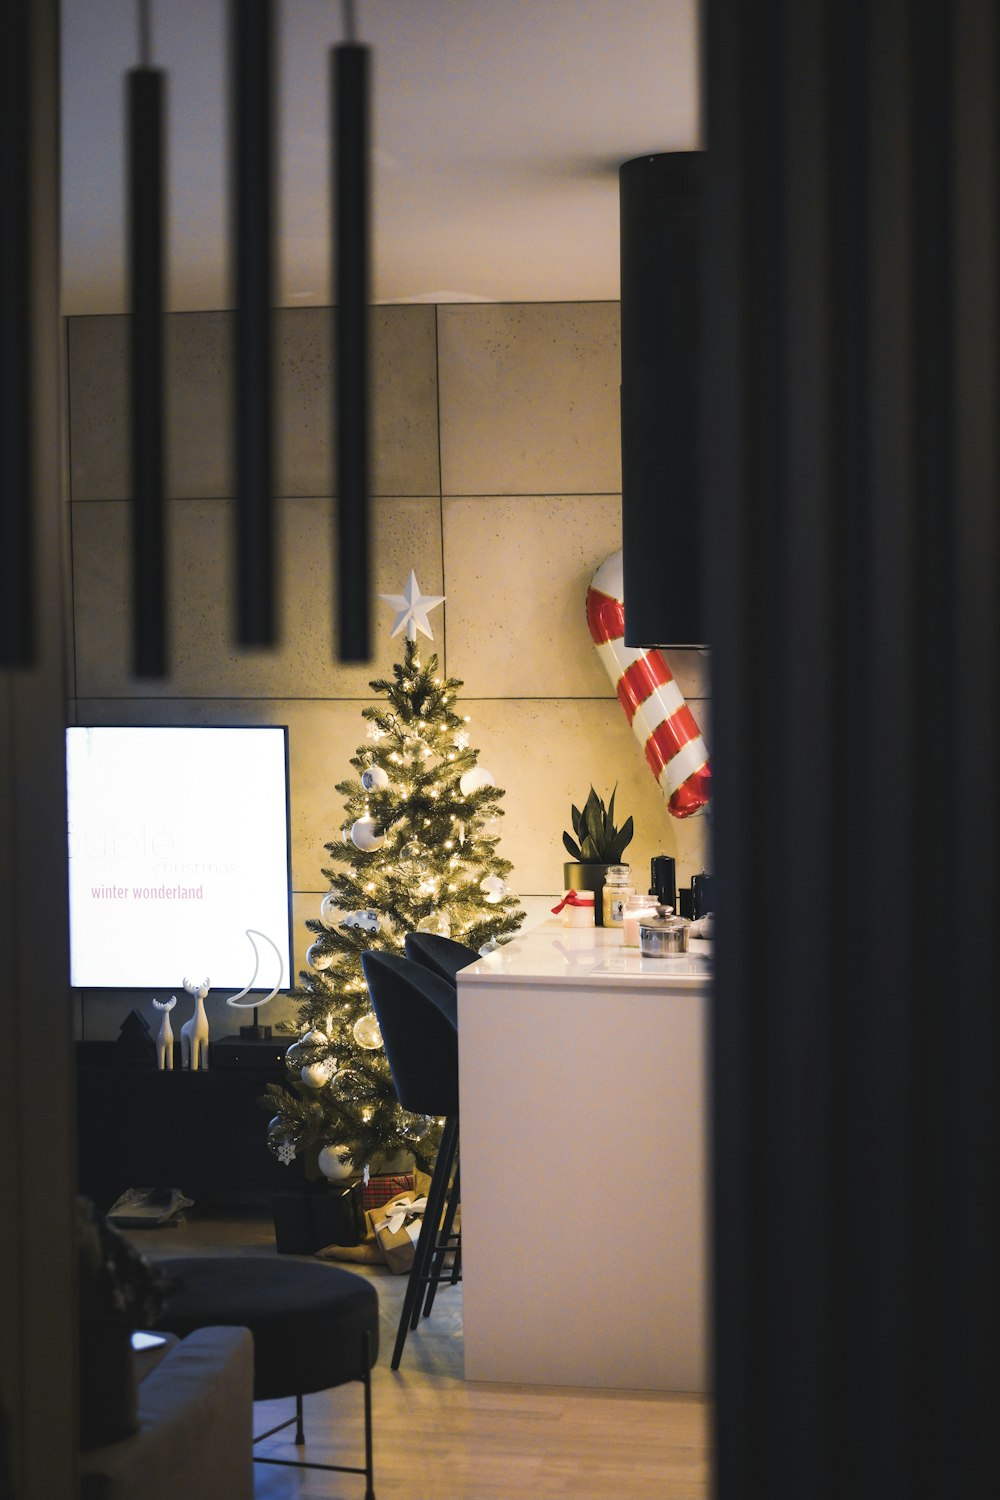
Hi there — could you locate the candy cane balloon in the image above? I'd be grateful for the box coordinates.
[587,551,711,818]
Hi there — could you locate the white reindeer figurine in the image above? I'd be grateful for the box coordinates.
[180,976,211,1070]
[151,996,177,1070]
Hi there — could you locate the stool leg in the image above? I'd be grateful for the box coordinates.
[363,1330,375,1500]
[295,1392,305,1445]
[422,1155,460,1318]
[391,1114,458,1368]
[407,1117,458,1332]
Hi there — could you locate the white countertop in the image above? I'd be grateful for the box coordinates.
[461,918,712,988]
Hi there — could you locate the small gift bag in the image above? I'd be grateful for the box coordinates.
[366,1192,428,1274]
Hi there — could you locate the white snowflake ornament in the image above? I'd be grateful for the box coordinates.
[276,1140,297,1166]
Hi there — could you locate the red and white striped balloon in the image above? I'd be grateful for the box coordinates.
[586,551,711,818]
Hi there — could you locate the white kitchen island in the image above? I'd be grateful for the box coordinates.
[457,919,710,1392]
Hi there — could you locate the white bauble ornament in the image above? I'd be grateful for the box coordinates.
[479,937,498,957]
[305,942,333,970]
[480,875,507,904]
[320,892,339,923]
[301,1027,328,1048]
[352,1014,383,1050]
[416,911,452,937]
[361,765,389,791]
[459,767,496,796]
[301,1059,334,1089]
[351,816,385,851]
[317,1145,355,1181]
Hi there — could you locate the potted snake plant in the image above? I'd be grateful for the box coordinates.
[561,785,634,926]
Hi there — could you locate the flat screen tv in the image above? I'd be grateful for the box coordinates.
[66,725,293,990]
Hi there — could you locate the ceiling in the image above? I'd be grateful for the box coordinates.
[61,0,701,315]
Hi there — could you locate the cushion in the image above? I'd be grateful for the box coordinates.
[77,1197,175,1327]
[76,1197,176,1450]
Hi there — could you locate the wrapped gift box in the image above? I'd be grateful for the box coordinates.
[366,1191,427,1274]
[359,1172,414,1211]
[271,1181,365,1254]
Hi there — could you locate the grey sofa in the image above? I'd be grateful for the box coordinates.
[79,1325,254,1500]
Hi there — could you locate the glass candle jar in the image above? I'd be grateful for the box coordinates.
[602,865,634,927]
[622,893,659,947]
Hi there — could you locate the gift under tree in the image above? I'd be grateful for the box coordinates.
[263,571,523,1177]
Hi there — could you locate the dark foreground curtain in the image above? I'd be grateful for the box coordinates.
[703,1,1000,1496]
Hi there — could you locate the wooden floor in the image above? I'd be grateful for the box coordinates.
[126,1204,712,1500]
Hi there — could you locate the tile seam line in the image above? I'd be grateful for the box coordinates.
[64,300,620,321]
[71,694,649,704]
[69,492,623,502]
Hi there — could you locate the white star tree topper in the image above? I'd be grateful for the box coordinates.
[379,570,446,641]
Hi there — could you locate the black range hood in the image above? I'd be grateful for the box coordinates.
[619,151,704,648]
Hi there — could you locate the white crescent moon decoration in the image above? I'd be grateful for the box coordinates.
[226,928,284,1010]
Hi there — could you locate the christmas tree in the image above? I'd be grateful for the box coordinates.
[263,573,524,1175]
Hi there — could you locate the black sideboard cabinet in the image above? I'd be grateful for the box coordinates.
[76,1039,296,1208]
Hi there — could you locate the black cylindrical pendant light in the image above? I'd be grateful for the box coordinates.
[619,151,704,648]
[128,3,167,678]
[0,0,33,667]
[332,0,372,662]
[232,0,276,647]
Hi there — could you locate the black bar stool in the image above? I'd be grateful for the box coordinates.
[401,934,480,1319]
[403,931,481,986]
[360,950,461,1369]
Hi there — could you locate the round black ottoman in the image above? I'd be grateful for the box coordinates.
[153,1255,379,1497]
[155,1255,379,1399]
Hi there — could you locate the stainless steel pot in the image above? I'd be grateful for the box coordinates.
[638,913,690,956]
